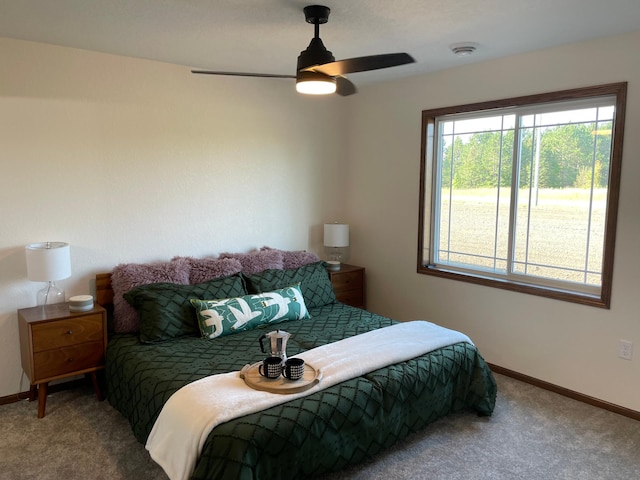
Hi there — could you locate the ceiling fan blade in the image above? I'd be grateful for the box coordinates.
[193,68,353,97]
[191,70,296,79]
[303,52,415,77]
[335,76,357,96]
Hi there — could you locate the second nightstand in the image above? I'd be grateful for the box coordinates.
[328,264,366,309]
[18,302,107,418]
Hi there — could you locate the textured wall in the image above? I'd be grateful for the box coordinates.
[346,31,640,411]
[0,38,348,397]
[3,32,638,412]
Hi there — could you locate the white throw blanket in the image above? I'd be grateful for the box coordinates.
[146,320,472,480]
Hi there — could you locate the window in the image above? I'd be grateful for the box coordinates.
[418,83,627,308]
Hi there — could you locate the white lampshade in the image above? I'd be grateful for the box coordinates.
[323,224,349,270]
[26,242,71,281]
[324,223,349,247]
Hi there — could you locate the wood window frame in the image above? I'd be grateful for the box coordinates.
[417,83,628,308]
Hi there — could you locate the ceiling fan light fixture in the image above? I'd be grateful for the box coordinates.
[296,71,336,95]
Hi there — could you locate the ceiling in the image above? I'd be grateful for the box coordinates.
[2,0,640,87]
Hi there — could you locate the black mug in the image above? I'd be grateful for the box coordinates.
[258,356,282,379]
[282,358,305,381]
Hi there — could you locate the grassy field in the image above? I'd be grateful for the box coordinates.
[436,188,607,284]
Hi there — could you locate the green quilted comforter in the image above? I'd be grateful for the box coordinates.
[106,303,496,480]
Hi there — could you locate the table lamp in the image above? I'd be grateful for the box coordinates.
[25,242,71,305]
[323,223,349,271]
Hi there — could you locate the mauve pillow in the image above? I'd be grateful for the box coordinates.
[260,246,320,269]
[173,256,243,284]
[219,249,284,275]
[111,258,190,333]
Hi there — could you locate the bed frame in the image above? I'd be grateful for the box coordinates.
[95,269,497,480]
[95,273,114,309]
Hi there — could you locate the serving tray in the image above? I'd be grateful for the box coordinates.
[239,361,322,394]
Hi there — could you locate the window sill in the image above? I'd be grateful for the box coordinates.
[417,264,609,309]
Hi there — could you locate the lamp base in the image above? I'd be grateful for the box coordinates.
[325,260,341,271]
[36,281,65,306]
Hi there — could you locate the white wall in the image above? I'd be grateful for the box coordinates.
[0,38,349,397]
[2,31,639,413]
[346,31,640,411]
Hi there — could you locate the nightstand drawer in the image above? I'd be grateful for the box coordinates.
[331,270,363,292]
[335,289,364,308]
[328,264,366,309]
[32,315,104,352]
[33,341,104,380]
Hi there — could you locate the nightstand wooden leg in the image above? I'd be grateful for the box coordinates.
[29,384,37,402]
[88,372,103,401]
[37,382,48,419]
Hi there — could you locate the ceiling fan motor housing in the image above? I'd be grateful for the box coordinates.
[297,37,335,71]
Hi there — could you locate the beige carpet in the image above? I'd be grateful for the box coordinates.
[0,374,638,480]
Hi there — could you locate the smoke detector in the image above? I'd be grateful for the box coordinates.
[450,42,478,56]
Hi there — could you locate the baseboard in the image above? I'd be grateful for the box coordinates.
[0,391,31,405]
[488,363,640,422]
[0,379,87,406]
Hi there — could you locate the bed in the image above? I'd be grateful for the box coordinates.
[97,251,496,480]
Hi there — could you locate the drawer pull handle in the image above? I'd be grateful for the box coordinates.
[68,358,74,362]
[66,330,73,335]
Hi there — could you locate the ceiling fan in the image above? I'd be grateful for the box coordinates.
[191,4,415,96]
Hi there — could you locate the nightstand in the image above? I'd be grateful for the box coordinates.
[328,264,366,309]
[18,302,107,418]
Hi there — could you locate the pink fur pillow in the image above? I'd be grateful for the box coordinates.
[261,246,320,269]
[219,249,284,275]
[111,258,191,333]
[173,256,243,284]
